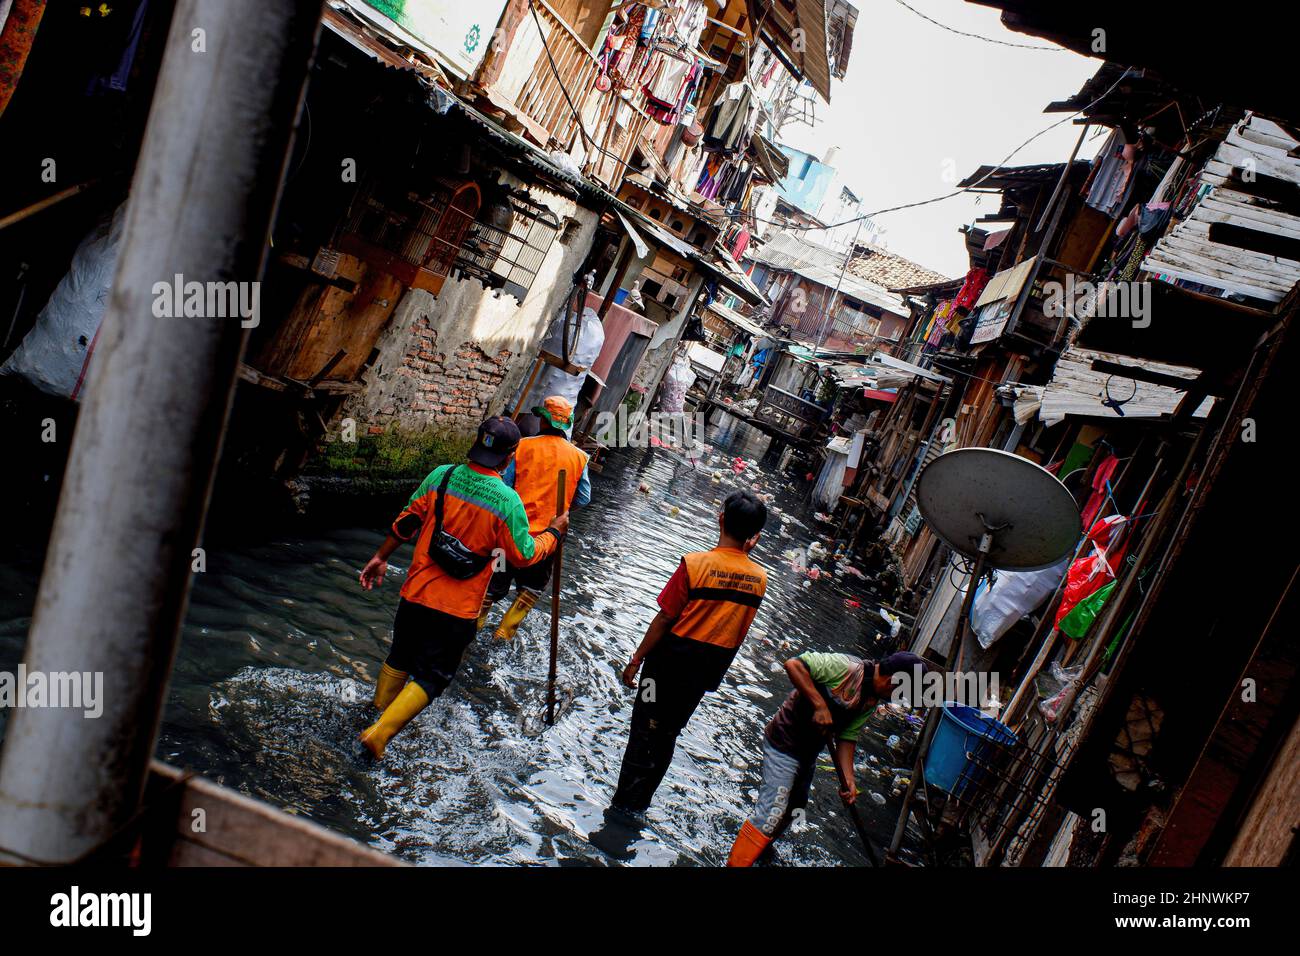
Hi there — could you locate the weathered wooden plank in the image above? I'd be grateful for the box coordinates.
[1214,142,1300,185]
[1194,195,1300,239]
[1156,242,1296,289]
[1141,259,1287,301]
[256,252,403,382]
[1241,115,1300,146]
[1223,713,1300,866]
[1225,125,1298,160]
[148,762,402,867]
[1159,234,1300,277]
[1145,247,1293,293]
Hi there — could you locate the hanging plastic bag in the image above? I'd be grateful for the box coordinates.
[1059,580,1117,640]
[972,556,1070,649]
[1054,515,1130,626]
[1037,662,1084,722]
[1,205,127,399]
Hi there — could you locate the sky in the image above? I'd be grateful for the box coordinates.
[777,0,1108,278]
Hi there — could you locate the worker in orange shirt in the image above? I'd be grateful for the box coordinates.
[482,396,592,641]
[357,416,568,759]
[608,491,768,818]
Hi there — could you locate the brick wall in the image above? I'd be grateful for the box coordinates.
[364,314,512,435]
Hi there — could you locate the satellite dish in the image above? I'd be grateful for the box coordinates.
[916,448,1080,571]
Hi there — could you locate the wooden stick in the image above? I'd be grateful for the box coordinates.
[0,181,98,232]
[512,357,545,420]
[825,735,881,866]
[546,469,567,725]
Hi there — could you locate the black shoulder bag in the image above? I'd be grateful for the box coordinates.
[428,466,493,580]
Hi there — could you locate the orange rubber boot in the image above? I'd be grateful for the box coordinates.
[726,820,771,867]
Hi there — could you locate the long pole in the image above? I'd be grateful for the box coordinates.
[811,213,866,359]
[546,469,567,725]
[885,529,994,862]
[0,0,323,865]
[825,736,881,866]
[887,703,940,860]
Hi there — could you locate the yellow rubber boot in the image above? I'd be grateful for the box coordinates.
[359,682,430,759]
[373,663,408,710]
[726,820,772,867]
[493,589,539,641]
[476,595,493,632]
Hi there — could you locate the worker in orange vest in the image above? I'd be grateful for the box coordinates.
[608,491,768,819]
[357,416,568,759]
[482,395,592,641]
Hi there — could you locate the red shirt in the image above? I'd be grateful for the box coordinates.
[658,561,690,617]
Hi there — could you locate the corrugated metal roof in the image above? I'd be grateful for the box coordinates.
[746,230,845,272]
[957,161,1089,192]
[753,241,906,313]
[707,300,770,338]
[323,2,450,81]
[1143,113,1300,304]
[749,0,834,102]
[793,263,907,314]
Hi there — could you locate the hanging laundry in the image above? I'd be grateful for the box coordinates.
[702,82,754,153]
[730,227,750,261]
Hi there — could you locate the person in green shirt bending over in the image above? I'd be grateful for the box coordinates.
[726,650,927,866]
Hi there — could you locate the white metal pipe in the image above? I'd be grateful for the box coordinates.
[0,0,323,864]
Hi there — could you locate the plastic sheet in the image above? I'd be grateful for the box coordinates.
[971,556,1070,649]
[1,205,126,399]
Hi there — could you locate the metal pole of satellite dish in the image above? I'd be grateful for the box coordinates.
[889,526,995,862]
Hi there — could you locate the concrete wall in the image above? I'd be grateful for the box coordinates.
[340,172,599,437]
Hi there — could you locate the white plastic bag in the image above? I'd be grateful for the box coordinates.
[1,205,127,399]
[972,555,1070,649]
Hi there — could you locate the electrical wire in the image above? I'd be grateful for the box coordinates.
[524,4,1132,316]
[728,65,1137,233]
[892,0,1065,51]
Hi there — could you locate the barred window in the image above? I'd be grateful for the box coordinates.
[454,193,560,303]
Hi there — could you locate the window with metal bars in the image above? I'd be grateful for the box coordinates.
[453,193,561,303]
[338,177,481,293]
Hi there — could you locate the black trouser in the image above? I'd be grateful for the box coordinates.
[486,554,555,602]
[610,649,714,815]
[386,598,477,698]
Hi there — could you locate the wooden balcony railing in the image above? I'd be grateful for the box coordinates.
[482,0,651,193]
[484,0,598,149]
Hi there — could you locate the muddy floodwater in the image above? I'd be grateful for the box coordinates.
[0,415,926,866]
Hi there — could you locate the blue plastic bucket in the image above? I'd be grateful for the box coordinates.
[613,288,629,304]
[924,703,1017,797]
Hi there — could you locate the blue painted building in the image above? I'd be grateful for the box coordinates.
[777,146,838,217]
